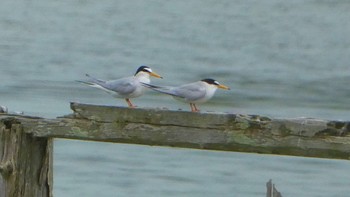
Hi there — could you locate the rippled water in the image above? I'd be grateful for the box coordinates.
[1,0,350,196]
[54,140,350,197]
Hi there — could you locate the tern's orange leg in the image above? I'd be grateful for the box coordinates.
[193,104,200,112]
[190,103,199,112]
[189,103,194,112]
[125,98,136,108]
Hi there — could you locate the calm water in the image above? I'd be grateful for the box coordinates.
[1,0,350,196]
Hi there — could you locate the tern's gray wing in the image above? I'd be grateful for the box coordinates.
[172,82,206,101]
[142,81,206,101]
[103,77,138,95]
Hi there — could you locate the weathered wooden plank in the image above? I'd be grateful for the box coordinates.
[69,102,349,136]
[15,102,350,160]
[0,117,52,197]
[70,102,239,129]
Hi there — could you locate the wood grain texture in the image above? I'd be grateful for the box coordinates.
[0,117,52,197]
[19,102,350,159]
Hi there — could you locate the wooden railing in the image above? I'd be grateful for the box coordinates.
[1,102,349,196]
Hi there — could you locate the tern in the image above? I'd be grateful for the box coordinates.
[142,78,230,112]
[77,66,162,108]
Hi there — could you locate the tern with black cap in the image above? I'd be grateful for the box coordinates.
[77,65,162,108]
[142,78,230,112]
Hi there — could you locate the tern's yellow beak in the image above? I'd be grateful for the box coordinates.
[149,71,163,78]
[217,84,230,90]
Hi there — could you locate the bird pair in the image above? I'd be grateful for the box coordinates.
[77,66,230,112]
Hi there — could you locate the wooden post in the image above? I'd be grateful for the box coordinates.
[266,179,282,197]
[0,117,52,197]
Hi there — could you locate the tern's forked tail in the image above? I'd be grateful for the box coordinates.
[76,74,106,88]
[141,82,184,98]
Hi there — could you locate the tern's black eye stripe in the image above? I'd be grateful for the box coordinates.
[143,68,152,73]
